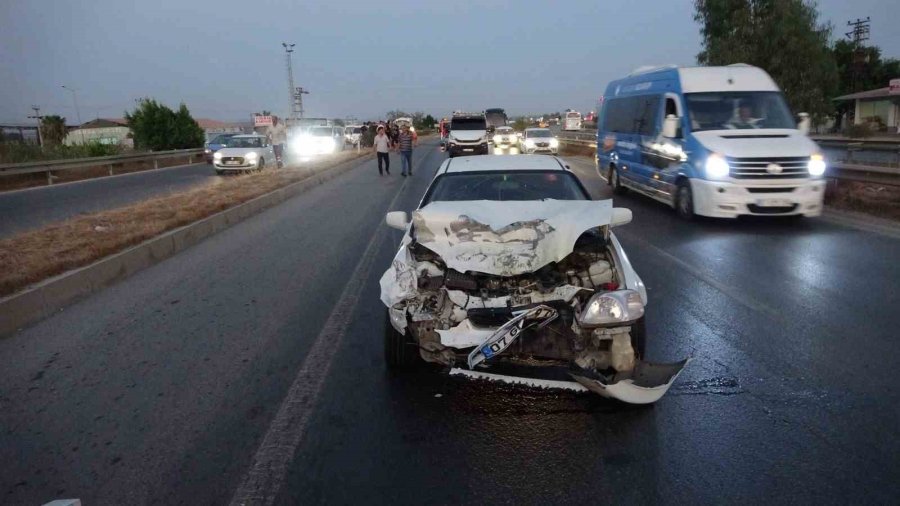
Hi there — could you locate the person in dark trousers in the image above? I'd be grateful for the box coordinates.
[396,124,416,176]
[373,126,391,175]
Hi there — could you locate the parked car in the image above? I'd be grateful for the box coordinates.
[597,64,826,219]
[518,128,559,154]
[212,134,276,174]
[204,133,237,163]
[344,125,363,145]
[379,155,688,404]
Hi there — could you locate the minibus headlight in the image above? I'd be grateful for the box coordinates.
[525,139,536,147]
[705,153,730,179]
[550,138,559,147]
[808,154,826,176]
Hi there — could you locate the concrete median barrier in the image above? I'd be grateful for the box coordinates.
[0,152,369,336]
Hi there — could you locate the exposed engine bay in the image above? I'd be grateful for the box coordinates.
[380,199,688,404]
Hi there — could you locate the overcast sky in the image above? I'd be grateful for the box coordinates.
[1,0,897,124]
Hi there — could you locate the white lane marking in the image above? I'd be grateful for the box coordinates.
[229,148,433,505]
[449,368,589,392]
[618,230,783,320]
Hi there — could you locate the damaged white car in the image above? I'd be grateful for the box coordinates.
[379,156,688,404]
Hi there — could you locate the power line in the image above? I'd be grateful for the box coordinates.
[845,17,870,45]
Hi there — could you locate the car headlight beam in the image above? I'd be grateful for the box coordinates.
[213,152,222,159]
[525,139,536,147]
[245,152,258,160]
[808,154,826,176]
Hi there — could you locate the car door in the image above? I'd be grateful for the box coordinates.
[652,94,687,202]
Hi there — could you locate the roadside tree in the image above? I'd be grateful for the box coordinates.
[694,0,838,123]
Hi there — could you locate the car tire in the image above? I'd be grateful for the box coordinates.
[630,317,647,360]
[258,158,265,171]
[384,310,418,369]
[676,181,695,220]
[610,166,627,195]
[215,169,224,176]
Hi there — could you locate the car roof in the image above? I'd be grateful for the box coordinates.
[441,155,568,174]
[232,134,265,138]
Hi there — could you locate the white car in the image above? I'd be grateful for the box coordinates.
[344,125,363,145]
[518,128,559,154]
[290,126,345,157]
[491,126,517,148]
[379,155,688,404]
[212,134,276,174]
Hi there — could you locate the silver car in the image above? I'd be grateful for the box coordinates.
[212,134,276,174]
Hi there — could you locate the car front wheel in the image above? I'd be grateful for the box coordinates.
[384,311,419,369]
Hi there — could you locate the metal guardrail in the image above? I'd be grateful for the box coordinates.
[0,148,204,185]
[556,137,900,186]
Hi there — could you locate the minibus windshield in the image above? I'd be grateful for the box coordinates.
[684,91,795,131]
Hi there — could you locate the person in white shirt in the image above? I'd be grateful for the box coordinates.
[373,126,391,176]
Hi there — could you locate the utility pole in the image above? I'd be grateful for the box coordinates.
[845,18,871,93]
[62,85,85,144]
[295,86,310,119]
[28,105,44,147]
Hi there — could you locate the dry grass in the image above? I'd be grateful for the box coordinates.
[825,180,900,222]
[560,143,596,158]
[0,154,207,192]
[0,151,368,297]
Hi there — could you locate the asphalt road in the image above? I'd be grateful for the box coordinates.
[0,162,215,238]
[2,138,899,504]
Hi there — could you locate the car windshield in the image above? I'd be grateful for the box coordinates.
[310,127,333,136]
[229,137,263,148]
[451,118,486,130]
[351,128,361,133]
[211,135,233,144]
[424,171,588,203]
[496,128,513,134]
[527,130,552,138]
[685,91,796,131]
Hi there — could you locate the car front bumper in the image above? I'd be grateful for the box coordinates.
[214,160,261,171]
[448,143,489,155]
[690,178,825,218]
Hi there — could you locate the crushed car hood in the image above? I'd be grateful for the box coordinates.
[412,199,613,276]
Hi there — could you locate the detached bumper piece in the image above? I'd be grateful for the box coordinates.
[569,359,689,404]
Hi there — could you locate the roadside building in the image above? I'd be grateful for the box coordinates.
[64,118,132,146]
[196,118,244,141]
[834,78,900,133]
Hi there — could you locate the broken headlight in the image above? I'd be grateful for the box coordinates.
[577,290,644,327]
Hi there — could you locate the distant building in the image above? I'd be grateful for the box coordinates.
[64,118,132,147]
[834,79,900,132]
[196,118,244,141]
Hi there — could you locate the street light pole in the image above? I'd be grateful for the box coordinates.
[62,85,85,144]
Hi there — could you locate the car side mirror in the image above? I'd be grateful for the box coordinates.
[797,112,810,135]
[385,211,409,230]
[611,207,632,227]
[662,115,680,138]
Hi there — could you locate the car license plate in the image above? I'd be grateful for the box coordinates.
[463,148,474,152]
[225,161,239,165]
[467,305,558,369]
[757,198,792,207]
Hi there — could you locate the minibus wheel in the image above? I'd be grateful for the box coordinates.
[676,182,695,220]
[610,166,627,195]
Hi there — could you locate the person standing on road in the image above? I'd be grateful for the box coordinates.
[373,126,391,176]
[396,124,416,177]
